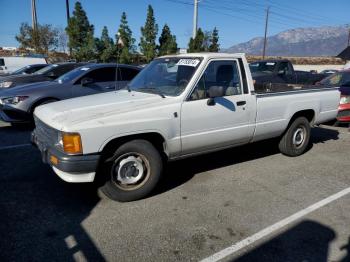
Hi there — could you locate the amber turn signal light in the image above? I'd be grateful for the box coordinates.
[62,132,82,154]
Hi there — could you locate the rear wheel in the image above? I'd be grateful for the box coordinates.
[99,139,163,202]
[278,116,311,157]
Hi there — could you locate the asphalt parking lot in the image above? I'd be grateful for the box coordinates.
[0,120,349,262]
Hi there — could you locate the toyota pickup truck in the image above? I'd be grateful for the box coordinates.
[31,53,340,202]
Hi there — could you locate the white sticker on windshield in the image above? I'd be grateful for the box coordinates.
[266,62,275,66]
[52,64,58,67]
[177,59,200,67]
[80,67,90,71]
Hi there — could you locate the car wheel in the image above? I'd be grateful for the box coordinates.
[278,116,311,157]
[99,139,163,202]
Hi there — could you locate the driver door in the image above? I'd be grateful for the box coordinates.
[180,59,256,155]
[72,67,117,97]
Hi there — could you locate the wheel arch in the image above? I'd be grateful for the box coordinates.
[30,97,60,114]
[99,132,169,162]
[289,109,315,126]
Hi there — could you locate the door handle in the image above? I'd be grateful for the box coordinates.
[236,101,246,106]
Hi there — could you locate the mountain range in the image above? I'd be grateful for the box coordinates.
[224,25,349,57]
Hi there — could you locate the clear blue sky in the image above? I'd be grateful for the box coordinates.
[1,0,349,49]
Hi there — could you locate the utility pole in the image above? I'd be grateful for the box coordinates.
[31,0,38,31]
[262,6,270,59]
[192,0,198,39]
[65,0,70,25]
[66,0,72,56]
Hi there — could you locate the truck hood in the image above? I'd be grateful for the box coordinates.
[34,90,172,130]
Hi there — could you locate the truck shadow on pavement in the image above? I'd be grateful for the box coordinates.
[155,126,339,196]
[230,220,345,262]
[0,148,106,261]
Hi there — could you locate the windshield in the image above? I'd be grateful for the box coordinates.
[128,57,202,96]
[12,66,31,74]
[34,64,58,75]
[249,61,276,74]
[55,66,90,83]
[320,71,350,86]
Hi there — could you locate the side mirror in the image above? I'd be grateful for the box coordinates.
[81,77,94,86]
[207,86,225,106]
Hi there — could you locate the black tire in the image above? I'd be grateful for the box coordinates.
[278,116,311,157]
[99,139,163,202]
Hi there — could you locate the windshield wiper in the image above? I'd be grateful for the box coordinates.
[138,87,166,98]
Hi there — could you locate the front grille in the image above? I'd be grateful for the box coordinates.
[337,110,350,118]
[34,116,58,146]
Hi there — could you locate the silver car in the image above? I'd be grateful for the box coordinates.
[0,63,141,123]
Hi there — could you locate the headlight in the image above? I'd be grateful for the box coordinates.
[2,96,29,105]
[57,132,82,154]
[0,81,14,88]
[340,96,350,105]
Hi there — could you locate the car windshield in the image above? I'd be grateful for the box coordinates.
[128,57,202,96]
[55,66,90,83]
[12,66,31,74]
[34,64,58,75]
[249,61,276,74]
[320,71,350,87]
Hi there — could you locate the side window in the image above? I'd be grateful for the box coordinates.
[119,67,139,81]
[190,60,242,101]
[0,59,5,66]
[278,62,290,75]
[51,64,75,76]
[26,67,40,74]
[81,67,116,83]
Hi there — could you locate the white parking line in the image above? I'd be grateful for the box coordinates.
[201,186,350,262]
[0,144,32,151]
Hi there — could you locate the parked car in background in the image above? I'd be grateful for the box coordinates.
[0,64,141,123]
[320,69,338,76]
[250,59,328,90]
[0,56,47,75]
[31,53,339,202]
[318,70,350,124]
[0,64,48,77]
[0,62,87,89]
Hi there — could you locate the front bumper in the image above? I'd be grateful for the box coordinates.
[337,104,350,123]
[0,104,31,123]
[31,131,100,183]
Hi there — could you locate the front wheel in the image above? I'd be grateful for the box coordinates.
[99,140,163,202]
[278,116,311,157]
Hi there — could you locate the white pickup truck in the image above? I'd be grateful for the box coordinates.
[31,53,340,202]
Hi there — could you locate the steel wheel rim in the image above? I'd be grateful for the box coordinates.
[111,152,151,191]
[292,126,306,149]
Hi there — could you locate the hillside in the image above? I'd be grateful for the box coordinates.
[224,25,349,57]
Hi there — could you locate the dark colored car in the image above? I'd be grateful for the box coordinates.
[0,62,87,89]
[0,64,48,77]
[319,70,350,123]
[250,59,327,91]
[0,64,141,123]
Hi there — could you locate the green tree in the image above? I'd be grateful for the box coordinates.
[96,26,115,62]
[158,24,178,56]
[16,22,59,54]
[208,27,220,52]
[116,12,135,64]
[188,28,206,52]
[139,5,158,62]
[66,1,95,61]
